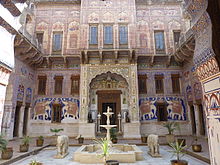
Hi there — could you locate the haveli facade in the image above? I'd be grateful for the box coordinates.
[1,0,220,164]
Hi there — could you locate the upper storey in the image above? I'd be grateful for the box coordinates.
[32,0,186,66]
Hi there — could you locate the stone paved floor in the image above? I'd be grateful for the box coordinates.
[0,136,210,165]
[11,146,209,165]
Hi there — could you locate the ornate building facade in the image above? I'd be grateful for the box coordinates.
[1,0,220,164]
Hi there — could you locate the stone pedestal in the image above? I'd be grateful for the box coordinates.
[123,122,141,138]
[78,123,96,138]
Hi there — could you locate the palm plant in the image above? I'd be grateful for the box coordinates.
[169,140,187,164]
[0,135,7,151]
[94,138,110,165]
[50,128,64,136]
[22,136,31,146]
[164,121,180,135]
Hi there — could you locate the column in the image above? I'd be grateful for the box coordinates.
[123,65,141,138]
[129,65,139,122]
[193,104,200,136]
[78,65,95,138]
[26,107,32,136]
[79,65,89,122]
[2,104,13,139]
[18,105,25,137]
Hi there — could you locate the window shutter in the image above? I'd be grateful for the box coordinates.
[119,26,128,44]
[155,32,165,51]
[53,33,62,51]
[104,26,113,44]
[90,26,98,44]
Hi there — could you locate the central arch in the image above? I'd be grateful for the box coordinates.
[89,72,129,132]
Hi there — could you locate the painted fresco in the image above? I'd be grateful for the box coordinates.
[17,84,24,102]
[32,98,80,121]
[139,97,186,121]
[25,88,32,103]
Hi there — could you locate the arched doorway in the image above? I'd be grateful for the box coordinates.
[97,90,122,131]
[89,72,129,133]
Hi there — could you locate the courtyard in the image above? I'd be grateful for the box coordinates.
[11,146,208,165]
[0,136,210,165]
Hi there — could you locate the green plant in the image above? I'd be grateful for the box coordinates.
[169,140,187,161]
[50,128,64,136]
[110,128,117,140]
[30,160,41,165]
[94,138,110,164]
[38,136,44,140]
[22,136,31,146]
[0,135,7,151]
[164,121,180,135]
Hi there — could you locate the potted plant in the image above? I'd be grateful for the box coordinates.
[36,136,44,147]
[29,160,43,165]
[94,138,119,165]
[50,128,64,136]
[0,135,13,160]
[141,135,147,143]
[110,128,118,144]
[164,121,180,144]
[50,128,64,145]
[20,136,31,152]
[77,135,84,144]
[169,141,188,165]
[192,136,202,152]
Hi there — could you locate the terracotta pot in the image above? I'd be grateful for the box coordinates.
[36,139,44,147]
[106,160,119,165]
[192,144,202,152]
[50,136,57,146]
[88,119,93,123]
[20,144,29,152]
[111,138,118,144]
[166,134,175,144]
[1,147,13,160]
[171,160,188,165]
[141,136,147,143]
[177,139,186,146]
[78,137,84,144]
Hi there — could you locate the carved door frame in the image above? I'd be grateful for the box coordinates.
[97,90,122,128]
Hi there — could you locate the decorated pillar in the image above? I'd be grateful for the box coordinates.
[79,65,89,122]
[18,105,25,137]
[129,64,139,122]
[193,103,200,136]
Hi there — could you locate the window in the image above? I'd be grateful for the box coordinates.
[71,75,80,95]
[104,25,113,45]
[173,30,181,46]
[52,32,63,52]
[38,76,46,95]
[171,74,180,93]
[138,75,147,94]
[154,31,165,53]
[156,103,168,121]
[54,76,63,94]
[52,104,62,123]
[89,26,98,45]
[155,75,164,94]
[36,32,44,46]
[119,25,128,45]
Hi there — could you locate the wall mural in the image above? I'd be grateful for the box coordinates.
[139,97,186,121]
[17,84,24,102]
[32,98,80,121]
[25,88,32,103]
